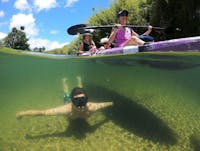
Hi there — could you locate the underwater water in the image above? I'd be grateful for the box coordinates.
[0,51,200,151]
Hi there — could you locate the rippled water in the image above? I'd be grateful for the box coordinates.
[0,51,200,150]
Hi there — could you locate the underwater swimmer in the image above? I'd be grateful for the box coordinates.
[16,76,113,119]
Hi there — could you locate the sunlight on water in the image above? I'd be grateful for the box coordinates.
[0,52,200,150]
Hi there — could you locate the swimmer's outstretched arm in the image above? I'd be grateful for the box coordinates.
[16,104,72,119]
[87,102,113,112]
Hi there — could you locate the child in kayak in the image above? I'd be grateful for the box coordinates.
[98,37,112,51]
[108,10,153,47]
[16,76,113,120]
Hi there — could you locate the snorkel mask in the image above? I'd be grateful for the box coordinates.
[71,87,88,108]
[72,96,88,108]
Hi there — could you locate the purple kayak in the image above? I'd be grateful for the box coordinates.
[81,36,200,56]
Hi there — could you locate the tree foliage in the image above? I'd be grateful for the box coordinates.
[0,40,4,47]
[143,0,200,39]
[67,36,82,55]
[4,27,30,50]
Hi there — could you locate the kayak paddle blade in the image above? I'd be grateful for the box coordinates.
[67,24,87,35]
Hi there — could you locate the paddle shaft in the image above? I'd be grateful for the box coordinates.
[67,23,167,35]
[78,25,165,30]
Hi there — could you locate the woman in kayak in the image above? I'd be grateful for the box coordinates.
[108,10,153,47]
[79,33,97,55]
[16,76,113,119]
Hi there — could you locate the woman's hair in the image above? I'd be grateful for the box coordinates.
[83,34,92,44]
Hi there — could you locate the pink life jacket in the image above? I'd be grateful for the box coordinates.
[115,27,132,47]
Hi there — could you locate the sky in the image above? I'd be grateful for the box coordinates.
[0,0,111,50]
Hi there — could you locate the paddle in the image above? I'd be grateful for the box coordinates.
[67,24,165,35]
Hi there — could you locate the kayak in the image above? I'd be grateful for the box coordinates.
[81,36,200,56]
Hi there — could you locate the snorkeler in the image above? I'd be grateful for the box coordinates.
[16,76,113,119]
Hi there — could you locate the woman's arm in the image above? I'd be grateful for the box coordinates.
[91,40,96,48]
[90,40,97,52]
[143,25,152,35]
[79,41,84,54]
[16,104,72,119]
[108,26,120,45]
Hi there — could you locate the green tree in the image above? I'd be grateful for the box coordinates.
[4,27,30,50]
[143,0,200,39]
[33,47,46,52]
[0,39,4,47]
[67,36,82,55]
